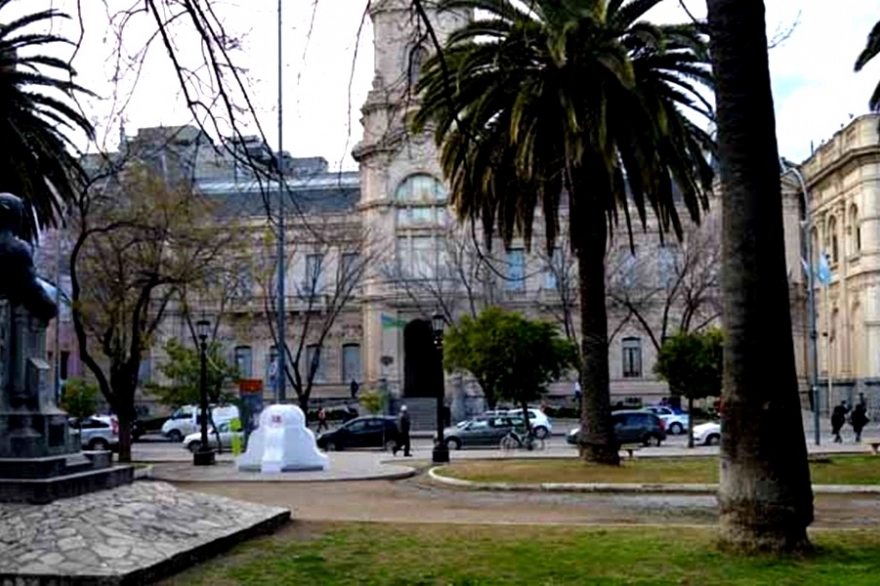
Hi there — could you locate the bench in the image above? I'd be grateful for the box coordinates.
[864,440,880,455]
[620,445,641,459]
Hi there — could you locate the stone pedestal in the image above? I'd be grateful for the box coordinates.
[0,301,132,504]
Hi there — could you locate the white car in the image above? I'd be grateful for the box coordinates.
[692,421,721,446]
[182,420,244,453]
[505,408,553,439]
[161,404,240,442]
[644,406,689,435]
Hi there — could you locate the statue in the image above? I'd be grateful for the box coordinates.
[0,193,58,322]
[0,193,133,504]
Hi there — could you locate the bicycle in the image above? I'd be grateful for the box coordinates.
[499,428,546,454]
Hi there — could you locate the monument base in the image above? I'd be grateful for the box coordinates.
[0,464,134,504]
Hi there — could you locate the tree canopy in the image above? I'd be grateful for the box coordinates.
[443,307,577,417]
[60,378,100,421]
[654,329,723,402]
[146,338,239,408]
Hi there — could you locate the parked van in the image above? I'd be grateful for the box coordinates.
[161,404,240,442]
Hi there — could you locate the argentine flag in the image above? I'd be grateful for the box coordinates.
[816,252,832,286]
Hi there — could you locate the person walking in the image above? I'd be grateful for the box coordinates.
[851,402,869,443]
[395,405,412,457]
[831,400,849,443]
[316,407,329,433]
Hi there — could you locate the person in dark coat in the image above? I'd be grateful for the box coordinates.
[851,402,869,443]
[831,400,849,443]
[394,405,412,457]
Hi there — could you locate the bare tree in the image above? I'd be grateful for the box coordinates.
[606,217,722,353]
[253,216,382,416]
[69,162,233,462]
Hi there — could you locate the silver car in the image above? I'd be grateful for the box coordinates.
[70,416,119,451]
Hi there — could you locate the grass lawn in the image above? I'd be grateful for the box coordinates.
[438,455,880,485]
[163,522,880,585]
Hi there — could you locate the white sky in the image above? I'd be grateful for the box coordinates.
[18,0,880,171]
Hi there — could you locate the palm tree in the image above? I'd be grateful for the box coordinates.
[706,0,813,552]
[412,0,714,464]
[855,21,880,110]
[0,2,94,239]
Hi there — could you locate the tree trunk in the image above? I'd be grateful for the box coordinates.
[572,186,619,465]
[707,0,814,552]
[117,410,133,464]
[687,397,694,449]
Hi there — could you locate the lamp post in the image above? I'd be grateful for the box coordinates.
[781,159,821,446]
[431,312,449,464]
[193,318,216,465]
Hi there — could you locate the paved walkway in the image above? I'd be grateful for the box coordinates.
[148,451,417,483]
[0,481,288,584]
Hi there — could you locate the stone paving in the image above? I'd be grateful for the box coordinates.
[0,480,289,585]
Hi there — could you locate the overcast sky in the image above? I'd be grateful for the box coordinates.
[22,0,880,171]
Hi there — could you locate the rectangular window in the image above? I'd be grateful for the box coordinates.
[305,253,324,294]
[60,351,70,380]
[658,246,677,288]
[138,355,152,385]
[342,344,361,383]
[234,346,253,379]
[544,248,562,290]
[340,252,359,283]
[622,338,642,378]
[306,344,325,383]
[398,236,412,275]
[506,248,525,291]
[412,236,435,278]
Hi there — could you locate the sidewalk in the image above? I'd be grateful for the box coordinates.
[147,450,418,483]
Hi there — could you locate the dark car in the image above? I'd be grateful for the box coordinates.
[316,416,400,452]
[566,410,666,447]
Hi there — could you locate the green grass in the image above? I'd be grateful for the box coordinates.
[438,455,880,485]
[162,522,880,585]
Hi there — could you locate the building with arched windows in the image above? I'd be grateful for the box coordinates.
[784,113,880,413]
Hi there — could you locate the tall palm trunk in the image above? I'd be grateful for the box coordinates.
[707,0,813,552]
[572,176,619,465]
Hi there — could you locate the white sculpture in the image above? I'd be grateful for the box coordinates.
[237,404,329,472]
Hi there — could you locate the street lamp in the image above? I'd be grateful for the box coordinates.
[431,311,449,464]
[193,317,216,465]
[781,159,821,446]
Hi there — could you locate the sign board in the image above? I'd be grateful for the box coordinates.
[238,379,264,441]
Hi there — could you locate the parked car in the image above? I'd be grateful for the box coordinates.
[566,410,665,447]
[643,406,689,435]
[316,416,400,452]
[161,404,240,442]
[505,408,552,438]
[442,415,526,450]
[692,421,721,446]
[182,420,243,453]
[132,414,170,440]
[70,415,119,451]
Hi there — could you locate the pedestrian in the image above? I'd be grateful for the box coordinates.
[316,407,329,433]
[395,405,412,457]
[851,402,869,443]
[831,400,849,443]
[350,379,360,400]
[858,392,868,409]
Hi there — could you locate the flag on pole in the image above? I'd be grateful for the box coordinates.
[381,313,407,330]
[817,252,832,286]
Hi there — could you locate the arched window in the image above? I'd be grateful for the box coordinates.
[407,44,429,87]
[850,204,861,253]
[828,216,839,264]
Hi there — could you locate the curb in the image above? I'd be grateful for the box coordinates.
[148,462,419,484]
[426,467,880,495]
[134,465,154,480]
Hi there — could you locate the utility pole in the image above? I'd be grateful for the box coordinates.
[275,0,287,403]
